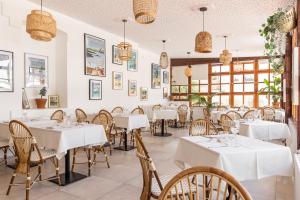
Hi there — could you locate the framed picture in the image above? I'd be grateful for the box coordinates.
[127,50,138,71]
[140,87,148,101]
[25,53,48,88]
[0,50,13,92]
[112,71,123,90]
[89,79,102,100]
[112,45,123,65]
[163,87,168,99]
[84,33,106,77]
[128,80,137,96]
[48,95,60,108]
[151,63,161,89]
[163,71,169,84]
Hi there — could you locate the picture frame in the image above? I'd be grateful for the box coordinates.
[163,71,169,84]
[163,87,168,99]
[140,87,148,101]
[0,50,14,92]
[128,80,137,96]
[151,63,161,89]
[112,45,123,65]
[112,71,123,90]
[48,95,60,108]
[84,33,106,77]
[127,50,138,71]
[25,53,48,88]
[89,79,102,100]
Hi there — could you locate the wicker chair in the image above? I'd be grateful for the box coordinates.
[217,105,227,111]
[158,166,253,200]
[189,119,220,136]
[220,114,233,133]
[75,108,89,123]
[262,107,275,121]
[111,106,123,114]
[243,110,255,120]
[0,138,9,165]
[226,111,242,120]
[50,109,64,122]
[6,120,61,200]
[132,106,145,114]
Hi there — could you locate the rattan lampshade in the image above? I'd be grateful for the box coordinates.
[26,10,56,42]
[133,0,158,24]
[160,40,168,69]
[184,66,192,77]
[195,7,212,53]
[118,19,132,61]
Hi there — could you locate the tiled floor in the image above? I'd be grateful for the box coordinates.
[0,128,294,200]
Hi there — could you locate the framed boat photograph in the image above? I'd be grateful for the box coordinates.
[163,71,169,84]
[127,50,137,71]
[112,71,123,90]
[128,80,137,96]
[163,87,168,99]
[112,45,123,65]
[48,95,60,108]
[25,53,48,88]
[84,33,106,77]
[151,63,161,89]
[140,87,148,101]
[0,50,13,92]
[89,79,102,100]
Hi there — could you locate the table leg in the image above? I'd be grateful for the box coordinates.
[154,119,172,137]
[49,150,86,186]
[114,128,135,151]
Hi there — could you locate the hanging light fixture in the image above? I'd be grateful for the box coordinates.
[160,40,169,69]
[184,52,192,77]
[117,19,132,61]
[133,0,158,24]
[219,36,232,65]
[26,0,56,42]
[195,7,212,53]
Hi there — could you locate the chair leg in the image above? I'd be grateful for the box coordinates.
[55,158,61,186]
[26,173,31,200]
[71,148,77,172]
[38,165,42,181]
[6,172,16,195]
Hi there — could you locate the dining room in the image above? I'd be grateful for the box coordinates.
[0,0,299,200]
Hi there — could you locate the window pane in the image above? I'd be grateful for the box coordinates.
[259,95,269,107]
[221,75,230,83]
[200,85,208,93]
[234,63,243,72]
[233,75,243,83]
[171,86,179,93]
[191,85,199,93]
[211,85,221,93]
[212,95,220,105]
[244,74,254,82]
[234,84,243,92]
[244,83,254,92]
[258,73,269,82]
[221,95,230,106]
[221,84,230,93]
[180,86,188,93]
[244,95,254,107]
[234,95,243,106]
[244,63,254,71]
[212,66,220,73]
[211,76,220,84]
[221,65,230,72]
[200,80,208,84]
[191,80,199,84]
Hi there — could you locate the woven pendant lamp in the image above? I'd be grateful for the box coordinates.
[117,19,132,61]
[184,52,192,77]
[133,0,158,24]
[26,0,56,42]
[219,36,232,65]
[195,7,212,53]
[160,40,169,69]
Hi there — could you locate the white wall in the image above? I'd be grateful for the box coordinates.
[0,0,169,120]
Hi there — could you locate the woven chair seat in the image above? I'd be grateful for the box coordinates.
[30,149,56,162]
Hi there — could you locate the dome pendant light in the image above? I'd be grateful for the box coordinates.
[160,40,169,69]
[26,0,56,42]
[219,36,232,65]
[195,7,212,53]
[117,19,132,61]
[184,52,192,77]
[133,0,158,24]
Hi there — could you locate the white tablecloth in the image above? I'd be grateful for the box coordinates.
[152,110,178,121]
[239,120,291,142]
[0,121,107,159]
[113,114,149,131]
[175,135,293,181]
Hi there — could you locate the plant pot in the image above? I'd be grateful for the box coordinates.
[35,98,47,109]
[272,101,280,109]
[276,7,297,33]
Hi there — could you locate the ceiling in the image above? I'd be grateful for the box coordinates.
[29,0,288,58]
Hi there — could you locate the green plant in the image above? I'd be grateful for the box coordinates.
[259,77,282,103]
[39,87,47,98]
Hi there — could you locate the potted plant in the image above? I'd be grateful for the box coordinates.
[35,87,47,109]
[259,77,282,108]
